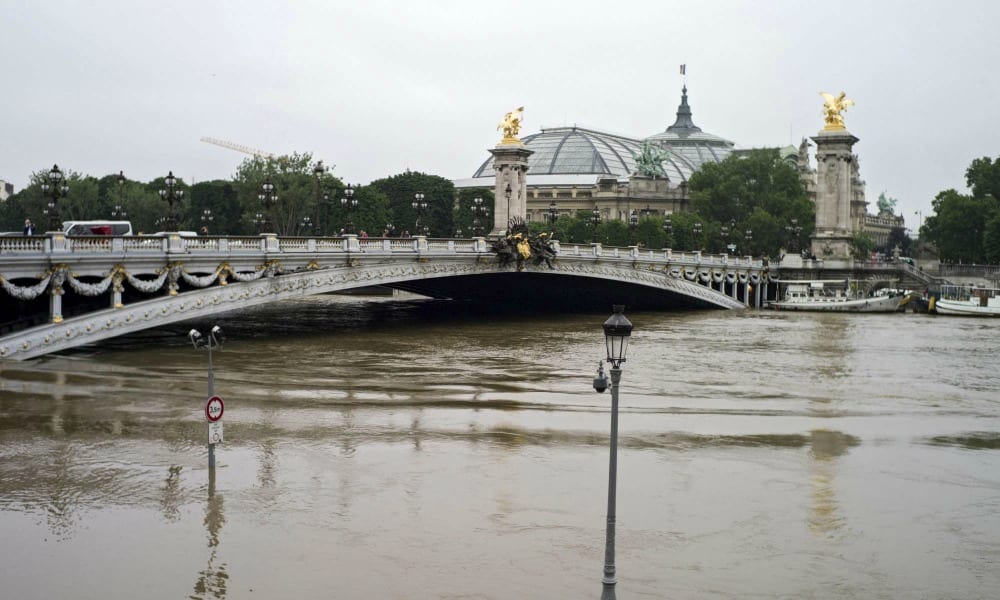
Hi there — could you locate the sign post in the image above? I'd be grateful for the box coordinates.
[206,395,224,468]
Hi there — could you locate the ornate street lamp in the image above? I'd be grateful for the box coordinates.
[642,205,652,218]
[455,227,463,238]
[720,225,730,252]
[40,164,69,232]
[313,160,326,232]
[504,183,512,227]
[158,171,185,231]
[592,304,633,600]
[693,221,703,251]
[548,201,559,225]
[629,209,639,244]
[111,170,127,219]
[413,192,428,236]
[257,179,277,233]
[785,218,802,252]
[202,209,214,224]
[744,228,753,255]
[300,215,312,235]
[591,205,602,243]
[342,183,358,234]
[472,196,488,237]
[662,216,673,248]
[386,222,395,237]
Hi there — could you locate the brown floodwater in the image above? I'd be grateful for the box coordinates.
[1,295,999,599]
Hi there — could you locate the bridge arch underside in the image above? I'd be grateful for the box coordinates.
[389,271,730,311]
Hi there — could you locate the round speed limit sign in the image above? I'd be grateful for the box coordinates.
[205,395,224,422]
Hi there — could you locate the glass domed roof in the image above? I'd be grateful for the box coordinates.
[471,126,697,183]
[645,86,735,169]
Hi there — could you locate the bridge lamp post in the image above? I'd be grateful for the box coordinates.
[720,225,730,253]
[189,325,224,470]
[158,171,184,232]
[591,206,602,243]
[202,209,213,224]
[313,160,326,233]
[663,217,672,249]
[693,222,703,251]
[342,184,358,234]
[258,179,277,234]
[112,170,127,220]
[628,209,639,245]
[386,222,395,237]
[744,229,753,255]
[455,227,463,238]
[413,192,428,236]
[548,201,559,225]
[505,184,512,229]
[592,304,633,600]
[300,215,312,235]
[40,164,69,232]
[472,196,488,237]
[785,218,802,253]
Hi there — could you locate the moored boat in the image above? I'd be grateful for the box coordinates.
[931,285,1000,316]
[770,280,911,313]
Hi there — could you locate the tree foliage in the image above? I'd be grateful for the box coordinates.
[688,149,812,257]
[367,171,455,237]
[923,156,1000,262]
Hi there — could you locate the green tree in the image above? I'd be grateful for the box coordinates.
[850,231,875,260]
[923,188,997,263]
[233,154,342,236]
[454,188,495,237]
[688,148,812,256]
[984,214,1000,264]
[965,156,1000,201]
[368,171,455,237]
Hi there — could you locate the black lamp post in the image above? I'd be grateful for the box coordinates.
[505,183,512,228]
[158,171,184,231]
[257,179,277,233]
[785,218,802,252]
[299,215,312,235]
[202,209,213,224]
[342,184,358,234]
[663,216,673,249]
[720,224,730,253]
[112,170,127,220]
[629,209,639,244]
[591,206,602,243]
[313,160,326,233]
[693,221,703,251]
[413,192,428,236]
[472,196,488,237]
[40,164,69,232]
[744,228,753,255]
[593,304,633,600]
[548,201,559,225]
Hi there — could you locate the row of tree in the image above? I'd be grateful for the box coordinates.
[921,157,1000,263]
[2,148,825,257]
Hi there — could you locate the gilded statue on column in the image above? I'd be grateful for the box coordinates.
[820,92,854,131]
[497,107,524,144]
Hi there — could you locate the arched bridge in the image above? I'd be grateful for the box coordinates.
[0,234,770,360]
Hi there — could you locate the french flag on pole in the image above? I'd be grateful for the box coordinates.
[680,64,686,75]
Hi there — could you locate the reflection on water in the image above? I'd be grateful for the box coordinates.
[807,429,859,536]
[1,296,999,598]
[191,467,227,600]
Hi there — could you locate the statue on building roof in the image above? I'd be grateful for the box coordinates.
[632,140,669,178]
[497,107,525,144]
[820,91,854,131]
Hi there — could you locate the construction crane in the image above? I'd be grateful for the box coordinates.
[200,137,275,159]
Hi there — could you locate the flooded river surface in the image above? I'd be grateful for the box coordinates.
[1,295,999,599]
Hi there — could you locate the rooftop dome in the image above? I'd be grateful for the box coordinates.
[645,86,735,169]
[467,126,696,184]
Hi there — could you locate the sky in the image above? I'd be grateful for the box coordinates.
[3,0,998,231]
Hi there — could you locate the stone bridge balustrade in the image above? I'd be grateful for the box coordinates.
[0,233,769,360]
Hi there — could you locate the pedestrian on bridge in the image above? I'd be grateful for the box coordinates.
[23,219,35,235]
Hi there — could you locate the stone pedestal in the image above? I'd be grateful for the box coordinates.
[489,143,533,236]
[810,129,859,260]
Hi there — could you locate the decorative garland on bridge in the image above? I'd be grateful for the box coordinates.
[0,260,286,300]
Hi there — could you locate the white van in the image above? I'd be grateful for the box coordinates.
[63,221,133,236]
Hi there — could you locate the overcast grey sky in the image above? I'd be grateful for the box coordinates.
[3,0,998,230]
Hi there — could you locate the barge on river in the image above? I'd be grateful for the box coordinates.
[932,285,1000,317]
[770,280,911,313]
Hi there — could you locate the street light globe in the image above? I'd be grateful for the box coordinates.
[602,305,633,368]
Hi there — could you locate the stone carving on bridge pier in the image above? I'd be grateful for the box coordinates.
[490,218,557,270]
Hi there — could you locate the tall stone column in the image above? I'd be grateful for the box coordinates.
[810,129,859,260]
[488,144,533,236]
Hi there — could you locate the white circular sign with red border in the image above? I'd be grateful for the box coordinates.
[205,395,224,422]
